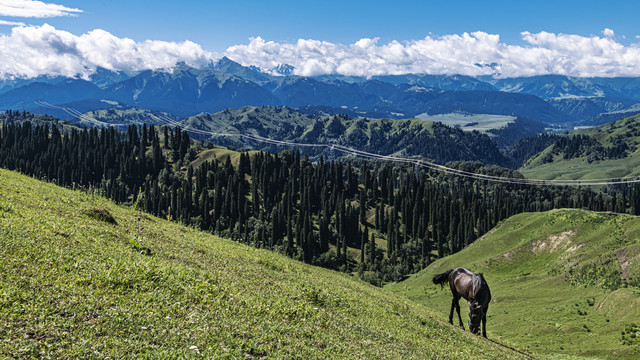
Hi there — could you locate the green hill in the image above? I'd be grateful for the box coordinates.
[79,107,178,128]
[0,168,525,359]
[182,106,511,167]
[520,114,640,180]
[188,147,261,169]
[387,209,640,359]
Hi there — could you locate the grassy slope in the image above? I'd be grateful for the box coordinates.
[0,169,525,359]
[521,114,640,180]
[387,209,640,359]
[189,147,260,168]
[79,108,177,127]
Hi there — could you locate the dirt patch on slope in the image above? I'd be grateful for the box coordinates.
[616,249,634,283]
[533,230,575,254]
[85,207,117,225]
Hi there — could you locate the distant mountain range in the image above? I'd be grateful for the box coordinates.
[3,57,640,127]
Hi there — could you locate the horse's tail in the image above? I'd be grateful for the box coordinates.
[432,269,453,288]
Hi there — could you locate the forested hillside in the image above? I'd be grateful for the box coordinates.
[3,113,639,283]
[182,106,512,167]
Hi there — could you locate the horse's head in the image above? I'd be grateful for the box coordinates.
[468,301,483,335]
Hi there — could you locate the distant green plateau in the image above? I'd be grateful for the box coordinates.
[415,113,516,133]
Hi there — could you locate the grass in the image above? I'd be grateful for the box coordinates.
[0,168,527,359]
[387,209,640,359]
[521,149,640,181]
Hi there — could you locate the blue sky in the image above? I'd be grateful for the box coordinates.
[13,0,640,50]
[2,0,640,78]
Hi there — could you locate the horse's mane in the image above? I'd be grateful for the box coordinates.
[472,273,485,298]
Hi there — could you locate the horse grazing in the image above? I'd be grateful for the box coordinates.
[432,267,491,337]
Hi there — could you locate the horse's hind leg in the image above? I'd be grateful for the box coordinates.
[482,305,488,338]
[449,297,455,325]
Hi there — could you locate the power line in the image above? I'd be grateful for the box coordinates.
[33,100,640,187]
[35,100,127,127]
[146,112,640,186]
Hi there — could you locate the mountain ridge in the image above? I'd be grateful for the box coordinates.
[180,105,514,167]
[6,60,640,125]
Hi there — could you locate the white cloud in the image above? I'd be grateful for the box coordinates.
[0,19,24,26]
[225,31,640,78]
[2,23,640,79]
[0,24,219,79]
[602,28,615,38]
[0,0,81,18]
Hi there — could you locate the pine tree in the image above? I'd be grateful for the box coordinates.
[369,232,376,266]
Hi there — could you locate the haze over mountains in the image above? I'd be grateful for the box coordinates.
[3,57,640,128]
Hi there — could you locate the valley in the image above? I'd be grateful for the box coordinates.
[4,77,640,359]
[3,2,640,359]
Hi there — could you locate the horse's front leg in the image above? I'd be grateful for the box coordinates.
[482,306,488,338]
[455,301,464,330]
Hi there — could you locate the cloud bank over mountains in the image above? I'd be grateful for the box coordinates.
[0,24,217,78]
[2,23,640,79]
[228,31,640,78]
[0,1,215,78]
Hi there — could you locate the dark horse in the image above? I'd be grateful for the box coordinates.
[432,267,491,337]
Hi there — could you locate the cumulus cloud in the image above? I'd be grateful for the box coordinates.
[225,29,640,78]
[0,24,219,79]
[2,24,640,79]
[0,0,81,18]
